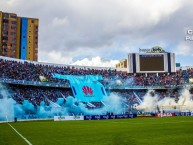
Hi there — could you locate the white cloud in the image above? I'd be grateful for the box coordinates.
[71,56,119,67]
[1,0,193,66]
[38,50,73,64]
[52,17,69,26]
[175,42,193,56]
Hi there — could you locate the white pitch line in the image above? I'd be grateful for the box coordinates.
[8,123,33,145]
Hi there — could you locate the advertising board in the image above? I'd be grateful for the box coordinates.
[54,116,84,121]
[156,113,174,117]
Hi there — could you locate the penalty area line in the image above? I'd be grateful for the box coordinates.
[8,123,33,145]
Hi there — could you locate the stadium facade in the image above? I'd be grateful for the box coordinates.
[0,11,38,61]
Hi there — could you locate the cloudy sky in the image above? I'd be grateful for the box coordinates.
[1,0,193,67]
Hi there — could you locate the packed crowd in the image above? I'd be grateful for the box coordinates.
[4,84,105,108]
[0,58,191,88]
[7,85,72,106]
[113,89,181,106]
[1,83,192,109]
[186,68,193,79]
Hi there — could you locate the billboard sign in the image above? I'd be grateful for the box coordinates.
[54,116,84,121]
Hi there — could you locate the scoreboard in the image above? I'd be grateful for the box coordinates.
[139,54,164,71]
[127,50,175,73]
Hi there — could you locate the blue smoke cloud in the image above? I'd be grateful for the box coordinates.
[0,83,127,121]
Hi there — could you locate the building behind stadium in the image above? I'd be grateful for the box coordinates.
[0,11,38,61]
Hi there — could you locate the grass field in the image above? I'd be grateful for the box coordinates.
[1,117,193,145]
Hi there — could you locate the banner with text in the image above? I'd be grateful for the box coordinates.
[84,114,134,120]
[54,116,84,121]
[156,113,174,117]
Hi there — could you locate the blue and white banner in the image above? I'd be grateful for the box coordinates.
[84,114,134,120]
[174,112,193,116]
[53,74,106,102]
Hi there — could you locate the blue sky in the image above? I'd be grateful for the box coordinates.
[1,0,193,67]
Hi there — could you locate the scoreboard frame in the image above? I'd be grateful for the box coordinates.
[127,52,175,73]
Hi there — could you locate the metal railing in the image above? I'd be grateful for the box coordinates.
[0,78,69,88]
[0,77,191,89]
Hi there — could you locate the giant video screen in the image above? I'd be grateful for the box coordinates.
[139,54,164,71]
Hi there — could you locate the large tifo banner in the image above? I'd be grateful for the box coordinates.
[54,116,84,121]
[53,74,107,102]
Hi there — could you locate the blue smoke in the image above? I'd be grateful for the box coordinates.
[56,98,65,105]
[0,84,127,121]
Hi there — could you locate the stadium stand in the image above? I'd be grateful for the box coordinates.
[0,56,192,117]
[0,57,189,88]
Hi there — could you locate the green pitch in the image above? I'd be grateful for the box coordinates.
[1,117,193,145]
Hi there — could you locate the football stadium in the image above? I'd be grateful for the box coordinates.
[1,1,193,144]
[1,47,193,145]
